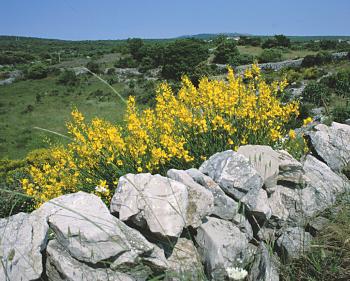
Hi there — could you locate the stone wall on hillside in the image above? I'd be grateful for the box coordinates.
[215,51,349,73]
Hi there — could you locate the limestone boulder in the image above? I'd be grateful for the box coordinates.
[276,227,312,261]
[46,240,136,281]
[241,188,272,221]
[199,150,263,200]
[276,150,305,186]
[237,145,279,189]
[167,169,214,228]
[307,122,350,172]
[248,243,279,281]
[0,211,48,281]
[44,192,154,264]
[195,217,251,280]
[110,173,188,238]
[301,155,350,218]
[166,238,204,281]
[186,168,239,220]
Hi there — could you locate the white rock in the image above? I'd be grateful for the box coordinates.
[231,213,254,241]
[268,186,302,226]
[199,150,263,200]
[248,243,280,281]
[276,227,312,261]
[43,192,154,264]
[166,238,204,281]
[241,188,272,221]
[186,168,239,220]
[276,150,305,186]
[195,217,250,280]
[301,155,350,218]
[307,122,350,172]
[0,211,48,281]
[110,173,188,238]
[237,145,279,189]
[167,169,214,228]
[46,240,136,281]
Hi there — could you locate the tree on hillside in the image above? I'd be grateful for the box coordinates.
[161,39,209,80]
[26,63,49,79]
[274,34,291,48]
[138,43,164,66]
[262,34,291,49]
[319,40,337,50]
[258,48,282,63]
[213,41,239,64]
[213,34,227,46]
[86,61,101,74]
[127,38,144,61]
[238,36,261,47]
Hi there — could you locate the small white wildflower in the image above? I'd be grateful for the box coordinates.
[226,267,248,280]
[95,185,108,194]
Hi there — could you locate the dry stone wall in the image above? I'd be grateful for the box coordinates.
[1,122,350,281]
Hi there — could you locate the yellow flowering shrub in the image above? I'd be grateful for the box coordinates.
[22,64,301,206]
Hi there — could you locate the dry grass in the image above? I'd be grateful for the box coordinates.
[281,193,350,281]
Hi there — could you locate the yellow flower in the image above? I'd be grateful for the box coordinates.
[303,117,313,126]
[21,63,300,207]
[288,129,296,139]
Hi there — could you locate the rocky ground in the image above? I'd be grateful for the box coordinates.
[0,121,349,281]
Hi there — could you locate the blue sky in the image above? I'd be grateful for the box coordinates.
[1,0,349,40]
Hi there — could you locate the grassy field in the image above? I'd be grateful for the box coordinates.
[237,45,319,60]
[0,75,128,159]
[52,52,123,69]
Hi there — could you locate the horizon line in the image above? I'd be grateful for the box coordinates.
[1,33,350,42]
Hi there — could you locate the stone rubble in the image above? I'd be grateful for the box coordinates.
[1,121,349,281]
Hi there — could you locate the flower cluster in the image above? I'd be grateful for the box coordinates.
[22,64,300,206]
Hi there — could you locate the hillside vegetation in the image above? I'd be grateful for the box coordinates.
[1,34,350,281]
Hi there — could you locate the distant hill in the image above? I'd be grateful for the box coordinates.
[1,34,350,43]
[176,33,251,40]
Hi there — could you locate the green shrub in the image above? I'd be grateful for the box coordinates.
[86,61,101,74]
[114,56,138,68]
[301,51,333,67]
[138,44,164,66]
[161,39,209,80]
[302,81,330,106]
[258,48,283,63]
[189,62,220,85]
[229,54,254,66]
[126,38,144,61]
[213,41,239,64]
[0,51,35,65]
[332,100,350,123]
[302,67,325,80]
[319,40,337,50]
[0,148,51,217]
[283,69,302,84]
[262,34,291,49]
[139,56,155,73]
[26,63,48,79]
[57,69,78,86]
[305,41,321,51]
[238,36,261,46]
[321,70,350,98]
